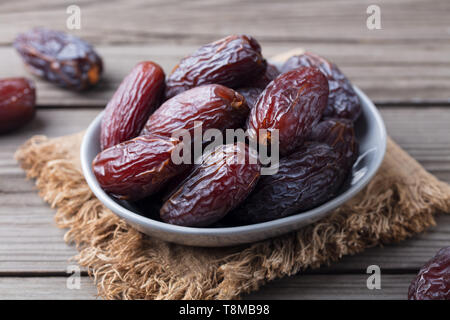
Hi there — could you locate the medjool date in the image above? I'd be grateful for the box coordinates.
[160,143,261,227]
[93,135,188,201]
[247,67,329,156]
[0,78,36,134]
[230,143,348,224]
[408,247,450,300]
[14,28,102,90]
[100,61,165,150]
[165,35,265,98]
[141,84,248,138]
[281,52,361,121]
[309,118,358,170]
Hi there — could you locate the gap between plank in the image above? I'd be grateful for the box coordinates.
[0,271,89,277]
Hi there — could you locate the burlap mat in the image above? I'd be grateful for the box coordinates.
[15,133,450,299]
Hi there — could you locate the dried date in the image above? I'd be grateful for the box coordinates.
[160,143,261,227]
[93,135,188,201]
[101,61,165,150]
[14,28,103,90]
[247,67,329,156]
[141,84,249,138]
[408,247,450,300]
[309,118,358,170]
[0,78,36,134]
[281,52,361,121]
[230,143,348,224]
[161,165,196,203]
[165,35,266,99]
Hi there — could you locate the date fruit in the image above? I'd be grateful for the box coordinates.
[160,143,261,227]
[230,143,348,224]
[236,64,279,109]
[93,135,188,201]
[309,118,358,170]
[237,87,263,110]
[141,84,248,138]
[281,52,361,121]
[0,78,36,133]
[247,67,329,156]
[246,63,280,89]
[165,35,266,99]
[14,28,103,90]
[101,61,165,150]
[408,247,450,300]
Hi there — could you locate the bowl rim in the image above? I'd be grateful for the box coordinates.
[80,85,387,237]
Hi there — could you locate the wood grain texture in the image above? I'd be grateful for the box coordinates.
[0,0,448,105]
[0,107,449,275]
[0,274,414,300]
[0,0,448,44]
[0,277,98,300]
[245,274,414,300]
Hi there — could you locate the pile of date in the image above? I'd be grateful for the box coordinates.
[3,29,361,227]
[93,34,362,228]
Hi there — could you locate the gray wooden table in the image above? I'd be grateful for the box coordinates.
[0,0,449,300]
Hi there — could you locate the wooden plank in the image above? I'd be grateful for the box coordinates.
[245,274,413,300]
[0,274,414,300]
[0,201,84,273]
[317,216,450,273]
[0,107,449,274]
[0,110,98,273]
[0,42,449,107]
[0,276,98,300]
[0,0,448,106]
[0,0,449,44]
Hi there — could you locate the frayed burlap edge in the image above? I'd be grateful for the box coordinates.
[15,132,450,299]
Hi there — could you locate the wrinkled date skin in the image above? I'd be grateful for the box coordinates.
[408,247,450,300]
[165,35,266,99]
[141,84,249,138]
[309,118,358,170]
[0,78,36,134]
[160,143,261,227]
[247,67,329,156]
[93,135,188,201]
[281,52,361,121]
[230,143,348,224]
[101,61,165,150]
[14,28,103,90]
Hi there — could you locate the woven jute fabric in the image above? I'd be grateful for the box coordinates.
[15,133,450,299]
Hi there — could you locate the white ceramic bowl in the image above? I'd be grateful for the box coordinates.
[81,86,386,247]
